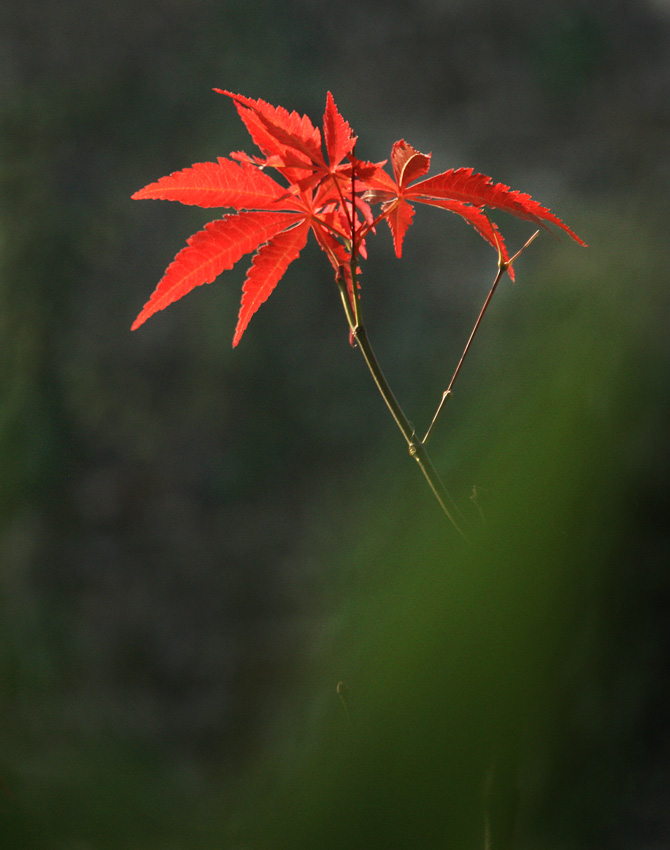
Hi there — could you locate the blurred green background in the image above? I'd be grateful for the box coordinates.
[1,0,669,847]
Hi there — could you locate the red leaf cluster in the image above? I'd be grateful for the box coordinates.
[132,91,585,345]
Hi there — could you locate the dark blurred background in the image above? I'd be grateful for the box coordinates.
[1,0,669,847]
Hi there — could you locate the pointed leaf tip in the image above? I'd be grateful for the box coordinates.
[407,167,586,245]
[323,91,356,167]
[130,159,288,209]
[232,220,310,346]
[130,211,301,331]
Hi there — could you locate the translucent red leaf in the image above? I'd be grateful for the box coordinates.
[233,221,310,347]
[228,105,319,190]
[215,90,323,166]
[406,168,587,245]
[358,163,398,200]
[390,140,431,188]
[131,157,289,209]
[131,211,301,331]
[323,91,356,168]
[383,198,415,258]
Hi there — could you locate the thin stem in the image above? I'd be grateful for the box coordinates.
[335,270,465,537]
[422,265,504,445]
[422,230,540,445]
[349,162,363,330]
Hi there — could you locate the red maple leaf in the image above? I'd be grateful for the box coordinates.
[132,92,384,345]
[131,93,584,344]
[361,140,586,281]
[215,89,360,192]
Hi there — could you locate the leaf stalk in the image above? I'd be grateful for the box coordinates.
[336,267,465,537]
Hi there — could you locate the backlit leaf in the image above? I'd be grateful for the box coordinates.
[233,221,310,346]
[407,168,587,245]
[131,158,289,209]
[131,211,300,330]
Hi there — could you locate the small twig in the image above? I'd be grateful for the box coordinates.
[335,268,466,537]
[422,230,539,445]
